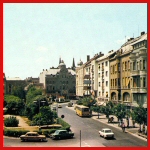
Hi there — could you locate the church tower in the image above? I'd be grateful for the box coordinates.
[59,57,61,64]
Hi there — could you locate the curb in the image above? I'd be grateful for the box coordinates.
[92,116,147,142]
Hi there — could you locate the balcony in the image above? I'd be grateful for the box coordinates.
[131,87,140,93]
[139,88,147,93]
[139,70,147,76]
[83,86,91,90]
[139,48,147,56]
[130,70,139,76]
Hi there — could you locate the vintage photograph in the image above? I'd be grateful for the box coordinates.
[3,3,147,147]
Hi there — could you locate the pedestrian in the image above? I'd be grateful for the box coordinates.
[122,122,125,132]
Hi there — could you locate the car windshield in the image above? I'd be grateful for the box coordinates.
[105,130,112,133]
[55,130,60,134]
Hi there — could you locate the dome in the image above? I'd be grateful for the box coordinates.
[58,60,66,69]
[77,59,83,66]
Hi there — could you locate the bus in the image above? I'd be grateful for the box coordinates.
[75,105,90,117]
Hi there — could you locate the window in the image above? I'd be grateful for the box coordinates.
[106,81,108,87]
[123,62,125,71]
[105,61,108,66]
[143,77,146,87]
[143,60,146,69]
[99,73,100,78]
[115,79,117,86]
[118,63,120,72]
[106,71,108,76]
[111,66,112,74]
[133,62,136,70]
[99,82,101,87]
[122,78,124,87]
[111,79,112,87]
[99,92,101,96]
[128,61,130,69]
[125,62,127,70]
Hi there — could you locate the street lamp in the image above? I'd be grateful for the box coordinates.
[34,100,45,126]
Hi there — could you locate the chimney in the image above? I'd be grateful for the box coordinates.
[141,31,145,36]
[87,55,90,61]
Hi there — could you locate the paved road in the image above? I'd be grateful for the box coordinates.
[4,103,147,147]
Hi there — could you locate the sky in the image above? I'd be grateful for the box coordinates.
[4,3,147,80]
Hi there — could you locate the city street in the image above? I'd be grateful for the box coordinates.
[4,103,147,147]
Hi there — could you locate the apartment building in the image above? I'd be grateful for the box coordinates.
[129,32,147,109]
[76,53,104,98]
[96,50,116,105]
[109,32,147,109]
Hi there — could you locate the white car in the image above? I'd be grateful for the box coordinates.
[99,128,114,138]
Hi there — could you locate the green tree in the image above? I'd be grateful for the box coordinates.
[131,105,147,132]
[26,86,42,104]
[91,105,102,119]
[113,103,126,122]
[32,106,55,125]
[4,95,25,115]
[12,85,26,99]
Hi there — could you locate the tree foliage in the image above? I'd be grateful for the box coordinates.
[113,103,126,121]
[131,105,147,131]
[26,86,42,104]
[32,106,56,125]
[76,97,96,107]
[11,85,26,99]
[4,95,25,115]
[4,116,19,127]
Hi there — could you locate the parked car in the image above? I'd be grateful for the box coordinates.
[50,129,74,140]
[20,132,47,142]
[99,128,114,139]
[68,102,73,107]
[58,104,62,108]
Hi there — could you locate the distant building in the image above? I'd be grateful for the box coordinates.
[39,58,76,99]
[5,76,26,94]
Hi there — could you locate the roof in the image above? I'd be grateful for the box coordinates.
[96,50,116,61]
[130,33,147,45]
[43,68,76,76]
[6,77,22,80]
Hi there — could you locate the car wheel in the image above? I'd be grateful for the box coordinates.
[58,136,61,140]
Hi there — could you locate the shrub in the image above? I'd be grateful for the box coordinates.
[4,116,19,127]
[4,129,29,137]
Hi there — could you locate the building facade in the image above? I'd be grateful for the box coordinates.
[96,50,116,105]
[129,32,147,109]
[109,31,147,109]
[39,59,76,99]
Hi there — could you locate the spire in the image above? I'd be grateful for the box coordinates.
[72,58,75,71]
[59,57,61,64]
[72,57,75,68]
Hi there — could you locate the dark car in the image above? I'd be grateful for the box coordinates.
[50,130,74,140]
